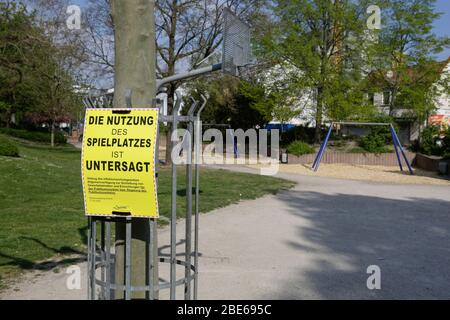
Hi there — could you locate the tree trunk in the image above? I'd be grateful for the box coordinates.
[314,86,324,144]
[110,0,158,300]
[5,112,11,128]
[50,121,55,147]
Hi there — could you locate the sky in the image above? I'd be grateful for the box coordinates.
[433,0,450,60]
[72,0,449,60]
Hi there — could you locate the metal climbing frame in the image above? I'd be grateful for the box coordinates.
[312,122,414,175]
[87,93,209,300]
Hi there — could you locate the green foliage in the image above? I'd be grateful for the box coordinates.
[286,140,315,156]
[441,126,450,157]
[419,125,442,156]
[240,78,303,125]
[0,2,81,136]
[254,0,372,140]
[360,127,392,153]
[280,125,319,146]
[0,127,66,144]
[367,0,449,120]
[348,146,367,154]
[186,76,267,130]
[360,134,389,154]
[0,135,19,157]
[159,123,168,135]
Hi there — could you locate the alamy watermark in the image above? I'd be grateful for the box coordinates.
[66,5,81,30]
[171,123,280,176]
[366,265,381,290]
[66,265,81,290]
[366,5,381,30]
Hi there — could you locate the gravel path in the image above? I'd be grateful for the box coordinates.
[2,167,450,300]
[250,163,450,186]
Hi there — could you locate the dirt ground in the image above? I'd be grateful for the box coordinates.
[249,163,450,186]
[2,169,450,300]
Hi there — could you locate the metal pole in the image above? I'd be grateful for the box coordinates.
[313,125,333,171]
[194,95,207,300]
[170,91,182,299]
[105,219,111,300]
[87,217,91,300]
[90,218,96,300]
[184,99,198,300]
[312,125,333,169]
[125,218,132,300]
[333,121,391,126]
[390,125,404,172]
[148,219,155,300]
[100,220,105,299]
[157,64,222,92]
[391,126,414,175]
[150,98,162,300]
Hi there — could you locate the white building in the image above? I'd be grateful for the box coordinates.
[261,57,450,142]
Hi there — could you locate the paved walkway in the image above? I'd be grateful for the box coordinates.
[2,167,450,299]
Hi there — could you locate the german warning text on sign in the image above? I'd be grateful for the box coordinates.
[81,108,159,218]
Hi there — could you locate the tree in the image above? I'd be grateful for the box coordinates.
[255,0,370,143]
[0,0,82,142]
[367,0,449,125]
[240,77,304,126]
[80,0,266,163]
[27,41,81,147]
[110,0,157,300]
[0,1,39,127]
[186,75,266,130]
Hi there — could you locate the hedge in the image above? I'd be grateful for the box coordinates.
[287,140,315,156]
[0,127,66,144]
[0,135,19,157]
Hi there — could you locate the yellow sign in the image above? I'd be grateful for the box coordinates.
[81,108,159,218]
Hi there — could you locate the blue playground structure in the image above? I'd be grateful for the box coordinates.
[312,122,414,175]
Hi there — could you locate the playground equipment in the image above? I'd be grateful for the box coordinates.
[156,8,252,91]
[312,122,414,175]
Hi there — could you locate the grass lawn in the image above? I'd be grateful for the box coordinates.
[0,135,293,288]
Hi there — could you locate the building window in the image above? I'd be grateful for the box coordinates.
[383,91,391,105]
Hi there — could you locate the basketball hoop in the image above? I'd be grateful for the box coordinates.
[222,8,252,77]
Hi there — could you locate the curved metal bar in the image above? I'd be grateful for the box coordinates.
[188,98,199,116]
[94,257,196,294]
[95,276,194,293]
[196,94,208,117]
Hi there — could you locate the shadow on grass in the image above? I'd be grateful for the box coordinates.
[0,226,88,272]
[176,188,203,197]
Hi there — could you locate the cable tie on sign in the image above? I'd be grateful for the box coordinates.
[112,211,132,216]
[112,110,132,114]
